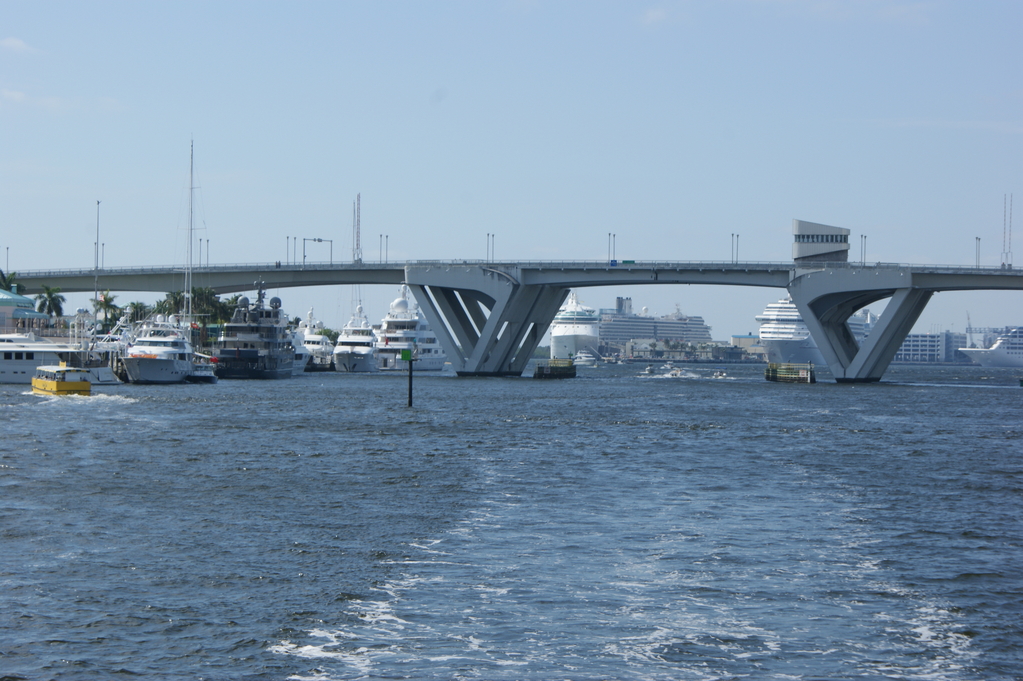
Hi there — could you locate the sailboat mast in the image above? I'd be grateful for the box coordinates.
[186,141,193,319]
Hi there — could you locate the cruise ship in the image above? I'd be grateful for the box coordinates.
[756,296,875,365]
[958,327,1023,367]
[550,291,600,360]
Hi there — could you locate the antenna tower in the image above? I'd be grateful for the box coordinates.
[352,193,362,263]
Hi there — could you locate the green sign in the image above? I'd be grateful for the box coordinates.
[400,349,412,361]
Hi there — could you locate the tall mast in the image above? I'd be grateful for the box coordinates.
[186,140,194,319]
[355,193,362,262]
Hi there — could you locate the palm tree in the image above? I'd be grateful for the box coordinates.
[126,302,152,323]
[190,287,222,325]
[92,290,122,331]
[218,294,242,324]
[0,269,17,292]
[154,291,186,316]
[35,285,66,318]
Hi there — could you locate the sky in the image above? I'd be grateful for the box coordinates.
[2,0,1021,340]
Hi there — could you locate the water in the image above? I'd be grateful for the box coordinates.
[2,364,1021,680]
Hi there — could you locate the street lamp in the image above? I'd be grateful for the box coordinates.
[976,237,980,268]
[302,238,333,267]
[94,200,101,306]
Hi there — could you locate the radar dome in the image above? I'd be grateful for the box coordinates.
[269,297,282,309]
[237,296,250,308]
[391,297,409,312]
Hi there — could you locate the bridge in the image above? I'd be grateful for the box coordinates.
[16,254,1023,382]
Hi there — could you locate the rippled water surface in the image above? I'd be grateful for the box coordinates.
[2,363,1021,680]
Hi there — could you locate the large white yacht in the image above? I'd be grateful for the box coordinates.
[0,332,82,384]
[959,327,1023,367]
[294,309,334,372]
[550,291,600,360]
[375,286,447,371]
[756,296,875,365]
[122,317,195,384]
[333,304,378,373]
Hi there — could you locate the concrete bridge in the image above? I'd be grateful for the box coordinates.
[16,254,1023,382]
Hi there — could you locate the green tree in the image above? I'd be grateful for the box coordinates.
[126,302,152,323]
[219,294,242,323]
[154,291,186,316]
[0,269,17,292]
[92,290,122,331]
[34,285,66,318]
[190,287,222,325]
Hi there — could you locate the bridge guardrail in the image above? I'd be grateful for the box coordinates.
[13,260,1020,278]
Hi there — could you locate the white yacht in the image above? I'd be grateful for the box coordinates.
[0,308,125,385]
[550,291,600,360]
[756,296,875,365]
[0,332,82,384]
[333,304,378,373]
[375,286,447,371]
[294,309,334,372]
[959,327,1023,367]
[122,316,195,384]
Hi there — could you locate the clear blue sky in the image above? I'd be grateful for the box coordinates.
[2,1,1021,338]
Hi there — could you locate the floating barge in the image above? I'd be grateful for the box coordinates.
[765,362,816,384]
[533,358,577,379]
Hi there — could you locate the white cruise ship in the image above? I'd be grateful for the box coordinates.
[959,327,1023,367]
[375,286,447,371]
[756,296,875,364]
[550,291,600,360]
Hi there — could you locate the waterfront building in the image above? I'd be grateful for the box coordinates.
[892,332,969,364]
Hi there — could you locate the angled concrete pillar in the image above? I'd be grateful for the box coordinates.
[405,264,569,376]
[788,266,932,382]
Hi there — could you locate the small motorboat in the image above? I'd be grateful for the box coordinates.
[32,364,92,396]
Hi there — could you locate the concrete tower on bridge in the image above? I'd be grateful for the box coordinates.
[792,219,850,264]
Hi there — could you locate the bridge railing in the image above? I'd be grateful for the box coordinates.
[13,259,1020,278]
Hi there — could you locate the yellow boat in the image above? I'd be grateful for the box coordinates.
[31,363,92,396]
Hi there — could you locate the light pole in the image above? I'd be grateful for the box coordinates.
[286,236,290,265]
[487,233,490,262]
[379,234,383,263]
[385,235,389,264]
[613,233,616,261]
[206,239,209,268]
[608,232,611,262]
[735,234,739,263]
[102,243,105,269]
[94,200,101,306]
[976,237,980,268]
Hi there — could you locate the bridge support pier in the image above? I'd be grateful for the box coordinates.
[789,267,933,382]
[405,265,569,376]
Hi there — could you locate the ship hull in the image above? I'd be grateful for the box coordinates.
[550,332,599,360]
[758,338,825,366]
[333,350,378,373]
[123,356,192,384]
[958,348,1023,368]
